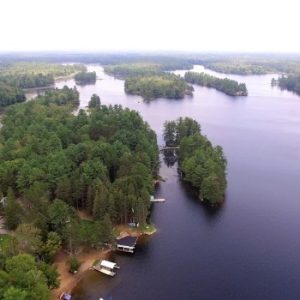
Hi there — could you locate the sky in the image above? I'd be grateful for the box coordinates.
[0,0,299,53]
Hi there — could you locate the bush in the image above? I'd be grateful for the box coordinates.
[68,256,81,273]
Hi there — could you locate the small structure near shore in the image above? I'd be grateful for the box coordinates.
[93,260,120,277]
[116,236,138,253]
[60,292,72,300]
[150,198,166,203]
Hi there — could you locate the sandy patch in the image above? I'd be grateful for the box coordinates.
[51,248,110,299]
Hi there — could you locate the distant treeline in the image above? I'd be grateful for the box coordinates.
[0,62,85,88]
[125,74,193,100]
[202,61,272,75]
[0,62,85,107]
[276,75,300,95]
[0,73,54,89]
[75,71,97,84]
[185,72,248,96]
[104,62,192,78]
[164,117,227,204]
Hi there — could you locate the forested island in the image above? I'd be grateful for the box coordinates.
[104,63,194,100]
[74,71,97,84]
[0,87,159,298]
[276,74,300,95]
[185,72,248,96]
[164,118,227,204]
[125,74,193,100]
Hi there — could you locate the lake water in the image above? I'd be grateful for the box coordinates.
[39,65,300,299]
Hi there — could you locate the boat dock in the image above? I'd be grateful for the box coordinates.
[116,236,138,253]
[150,198,166,203]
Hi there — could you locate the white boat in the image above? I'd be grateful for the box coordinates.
[93,260,120,277]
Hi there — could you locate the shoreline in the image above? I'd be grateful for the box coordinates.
[52,225,156,299]
[51,248,111,299]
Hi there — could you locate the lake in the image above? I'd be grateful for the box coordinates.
[38,65,300,299]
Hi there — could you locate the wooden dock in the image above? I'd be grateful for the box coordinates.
[150,198,166,203]
[159,146,179,152]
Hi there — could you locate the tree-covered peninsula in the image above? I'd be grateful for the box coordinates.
[74,71,97,84]
[0,87,159,298]
[0,62,85,89]
[164,117,227,204]
[185,72,248,96]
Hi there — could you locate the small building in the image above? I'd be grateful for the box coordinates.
[116,236,138,253]
[93,260,119,277]
[60,292,72,300]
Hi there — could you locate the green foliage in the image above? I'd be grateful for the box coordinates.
[88,94,101,108]
[48,199,74,234]
[38,262,60,289]
[104,63,161,78]
[4,188,22,230]
[0,87,158,240]
[277,74,300,95]
[1,254,50,300]
[75,71,96,84]
[41,232,61,263]
[0,82,26,107]
[104,62,192,78]
[15,223,42,255]
[67,256,81,273]
[164,118,227,204]
[164,117,200,147]
[185,72,248,96]
[203,61,272,75]
[201,57,300,75]
[0,62,85,89]
[125,74,193,100]
[3,287,27,300]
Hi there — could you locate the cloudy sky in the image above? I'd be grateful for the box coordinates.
[0,0,299,53]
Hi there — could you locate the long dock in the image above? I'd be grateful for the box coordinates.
[150,198,166,203]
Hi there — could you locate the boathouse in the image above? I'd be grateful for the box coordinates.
[116,236,138,253]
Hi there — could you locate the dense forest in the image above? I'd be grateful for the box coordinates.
[104,63,161,78]
[0,87,159,298]
[0,62,85,89]
[164,117,227,204]
[125,74,193,100]
[185,72,248,96]
[199,57,300,75]
[104,62,192,78]
[74,71,97,84]
[0,82,26,107]
[276,74,300,95]
[202,61,272,75]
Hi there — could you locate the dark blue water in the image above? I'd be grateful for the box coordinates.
[49,65,300,300]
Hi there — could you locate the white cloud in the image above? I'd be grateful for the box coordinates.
[0,0,299,52]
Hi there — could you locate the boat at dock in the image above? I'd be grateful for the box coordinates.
[93,260,120,277]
